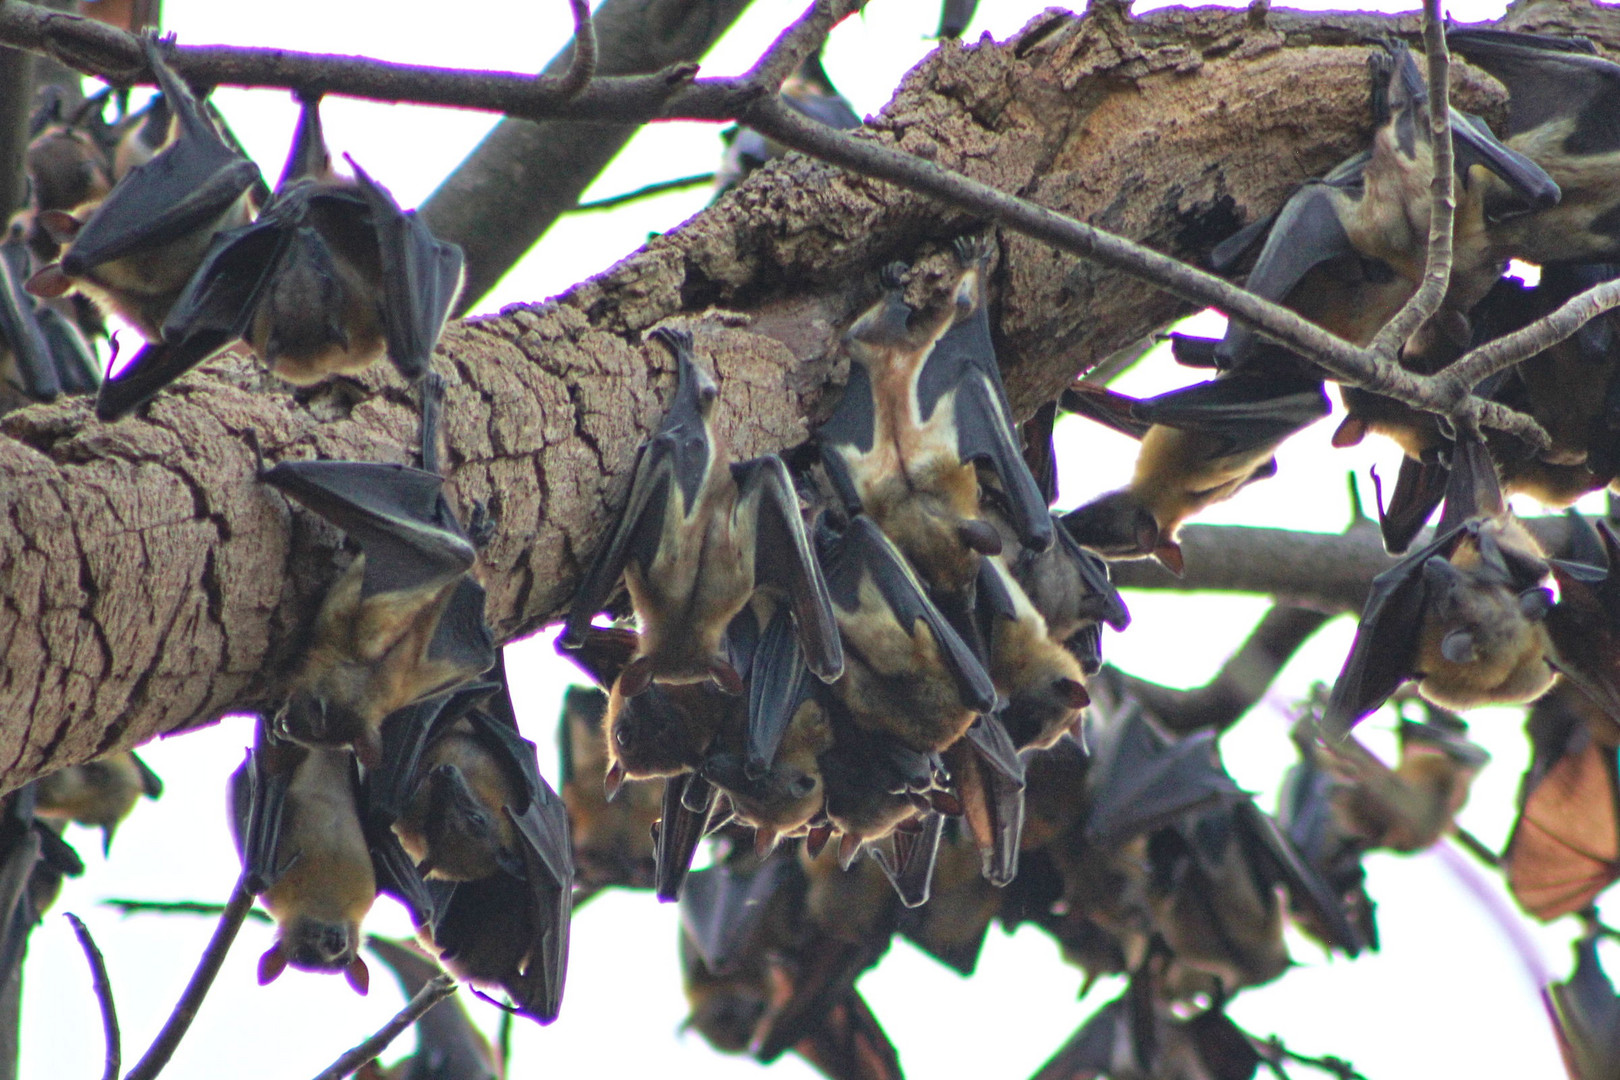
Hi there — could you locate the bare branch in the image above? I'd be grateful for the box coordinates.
[744,0,864,93]
[1368,0,1456,361]
[122,875,254,1080]
[102,898,273,923]
[310,975,457,1080]
[65,914,120,1080]
[1442,276,1620,394]
[567,171,715,212]
[544,0,597,98]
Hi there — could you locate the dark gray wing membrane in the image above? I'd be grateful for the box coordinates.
[562,330,713,646]
[679,854,794,973]
[348,159,465,381]
[1132,374,1331,460]
[1233,800,1362,955]
[60,40,260,275]
[871,811,944,908]
[742,601,814,778]
[425,577,497,684]
[1450,110,1561,212]
[818,515,997,714]
[260,460,476,599]
[654,772,719,903]
[1448,29,1620,151]
[0,240,59,401]
[1083,705,1244,848]
[816,361,879,514]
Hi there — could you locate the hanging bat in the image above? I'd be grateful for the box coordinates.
[816,703,939,869]
[702,687,833,857]
[557,683,660,890]
[25,37,261,345]
[97,94,467,420]
[817,238,1050,625]
[1276,719,1379,952]
[1504,681,1620,920]
[652,771,721,903]
[975,554,1088,751]
[22,90,115,259]
[679,850,800,977]
[260,454,494,766]
[999,508,1129,672]
[944,713,1027,886]
[1447,29,1620,265]
[1324,711,1490,853]
[1324,437,1557,734]
[364,936,498,1080]
[815,512,996,755]
[1549,929,1620,1080]
[1061,374,1329,573]
[561,327,842,700]
[715,52,862,195]
[231,726,376,993]
[33,750,162,854]
[1212,41,1558,372]
[0,785,85,997]
[895,820,1002,974]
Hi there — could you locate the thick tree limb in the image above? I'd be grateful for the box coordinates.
[0,2,1616,793]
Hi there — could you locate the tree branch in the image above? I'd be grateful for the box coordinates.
[309,976,457,1080]
[566,171,715,212]
[65,913,120,1080]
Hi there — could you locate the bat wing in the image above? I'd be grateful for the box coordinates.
[1233,799,1363,955]
[1547,520,1620,717]
[1083,707,1244,848]
[743,600,814,777]
[563,331,716,644]
[679,853,793,974]
[1060,383,1152,441]
[1506,731,1620,919]
[347,159,465,381]
[1053,519,1130,631]
[229,730,301,896]
[260,460,475,599]
[0,241,59,401]
[937,0,978,37]
[424,577,497,688]
[1322,525,1466,736]
[1450,109,1561,211]
[816,361,879,515]
[1209,211,1281,275]
[956,714,1026,886]
[735,455,844,682]
[556,624,639,692]
[1550,933,1620,1080]
[1378,455,1450,555]
[60,41,260,274]
[1132,374,1330,461]
[1029,997,1126,1080]
[1449,29,1620,150]
[822,515,997,714]
[654,772,718,903]
[870,810,944,908]
[33,304,100,396]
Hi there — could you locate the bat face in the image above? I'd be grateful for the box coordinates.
[703,696,833,848]
[396,724,522,881]
[33,751,161,854]
[558,685,660,889]
[604,676,734,785]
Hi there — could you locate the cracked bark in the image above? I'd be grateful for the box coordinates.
[0,0,1615,792]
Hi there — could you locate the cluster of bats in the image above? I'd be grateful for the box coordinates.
[6,18,1620,1080]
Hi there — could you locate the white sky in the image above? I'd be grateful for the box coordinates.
[15,0,1613,1078]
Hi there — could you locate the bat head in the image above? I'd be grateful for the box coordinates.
[702,751,824,836]
[605,679,718,780]
[1064,491,1181,573]
[422,762,521,880]
[261,918,369,993]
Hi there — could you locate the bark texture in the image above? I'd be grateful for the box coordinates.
[0,0,1615,792]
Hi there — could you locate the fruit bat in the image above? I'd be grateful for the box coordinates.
[1505,681,1620,920]
[33,750,162,854]
[999,509,1129,673]
[715,52,862,195]
[703,683,833,856]
[816,704,939,867]
[1325,712,1489,853]
[817,238,1051,618]
[1549,929,1620,1080]
[1324,437,1557,734]
[976,554,1089,751]
[259,457,494,766]
[0,785,85,1000]
[1447,29,1620,265]
[25,37,261,345]
[1276,721,1379,952]
[22,91,115,262]
[1212,41,1559,371]
[97,94,466,420]
[561,326,842,699]
[1061,374,1329,573]
[895,821,1001,974]
[557,684,659,890]
[815,512,996,755]
[1546,517,1620,720]
[231,727,376,993]
[364,936,498,1080]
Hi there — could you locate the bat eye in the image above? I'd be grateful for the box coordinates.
[1519,587,1554,621]
[1440,629,1477,664]
[788,775,817,798]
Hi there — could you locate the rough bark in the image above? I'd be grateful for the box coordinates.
[0,0,1615,792]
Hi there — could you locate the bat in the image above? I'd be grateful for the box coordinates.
[259,449,494,766]
[1549,929,1620,1080]
[716,52,862,195]
[702,685,833,856]
[815,512,996,755]
[1276,719,1379,952]
[98,93,467,420]
[937,0,977,37]
[1324,436,1557,733]
[1061,374,1329,573]
[976,553,1089,751]
[945,713,1027,886]
[680,850,799,977]
[383,656,573,1023]
[231,724,376,993]
[561,327,842,700]
[817,238,1051,624]
[1212,40,1558,372]
[25,37,261,345]
[652,771,722,903]
[364,936,498,1080]
[869,810,945,908]
[1081,694,1245,849]
[1504,681,1620,920]
[895,819,1002,974]
[556,683,659,890]
[1324,710,1490,853]
[32,750,162,854]
[786,989,904,1080]
[816,704,938,869]
[1,235,67,403]
[1447,29,1620,265]
[22,90,115,261]
[1546,512,1620,723]
[1000,509,1130,672]
[0,785,85,1001]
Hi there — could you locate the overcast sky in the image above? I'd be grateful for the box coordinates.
[13,1,1607,1078]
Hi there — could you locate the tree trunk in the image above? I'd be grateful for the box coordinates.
[0,0,1612,790]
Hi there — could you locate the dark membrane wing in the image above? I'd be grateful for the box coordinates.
[0,241,58,400]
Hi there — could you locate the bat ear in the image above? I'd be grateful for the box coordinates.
[603,762,626,802]
[1152,539,1184,577]
[837,831,864,869]
[1057,677,1090,709]
[24,264,73,299]
[708,658,745,696]
[957,519,1003,555]
[344,956,371,996]
[36,210,81,246]
[754,827,780,858]
[352,728,382,770]
[1331,416,1369,448]
[805,823,833,858]
[257,943,289,986]
[618,656,654,698]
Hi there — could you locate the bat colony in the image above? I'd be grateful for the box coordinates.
[6,19,1620,1080]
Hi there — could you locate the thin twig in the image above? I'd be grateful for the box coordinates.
[744,0,864,93]
[1443,276,1620,394]
[567,172,716,212]
[310,975,457,1080]
[543,0,597,98]
[122,873,254,1080]
[1368,0,1456,361]
[102,897,274,923]
[1450,825,1500,867]
[65,914,120,1080]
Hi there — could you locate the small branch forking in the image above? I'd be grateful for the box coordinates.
[65,914,121,1080]
[541,0,597,98]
